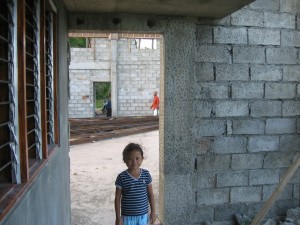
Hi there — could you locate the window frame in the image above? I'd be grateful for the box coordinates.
[0,0,59,220]
[40,0,58,157]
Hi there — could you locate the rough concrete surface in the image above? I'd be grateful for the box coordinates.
[70,130,160,225]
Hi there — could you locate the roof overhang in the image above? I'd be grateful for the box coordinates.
[63,0,255,19]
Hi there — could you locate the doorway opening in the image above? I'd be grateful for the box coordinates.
[94,82,111,117]
[68,33,162,225]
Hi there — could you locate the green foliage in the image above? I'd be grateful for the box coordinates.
[69,37,86,48]
[95,82,111,99]
[95,82,111,109]
[96,99,103,109]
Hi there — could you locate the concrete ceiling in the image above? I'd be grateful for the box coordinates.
[63,0,254,19]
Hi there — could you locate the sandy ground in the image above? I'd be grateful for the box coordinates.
[70,130,159,225]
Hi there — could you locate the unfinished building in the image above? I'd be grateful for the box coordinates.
[1,0,300,225]
[68,34,161,118]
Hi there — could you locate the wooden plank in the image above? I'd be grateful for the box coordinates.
[0,183,25,220]
[69,117,159,145]
[69,116,158,124]
[70,123,158,138]
[70,124,158,139]
[70,125,158,145]
[250,154,300,225]
[70,122,157,133]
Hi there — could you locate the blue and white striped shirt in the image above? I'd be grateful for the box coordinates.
[115,168,152,216]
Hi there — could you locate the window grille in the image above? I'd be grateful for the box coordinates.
[0,0,18,184]
[45,12,54,147]
[25,0,41,166]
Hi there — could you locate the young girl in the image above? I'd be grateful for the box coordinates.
[115,143,156,225]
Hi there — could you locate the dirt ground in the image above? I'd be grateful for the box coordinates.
[70,130,160,225]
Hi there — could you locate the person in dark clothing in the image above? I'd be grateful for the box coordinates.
[106,99,112,117]
[102,95,112,117]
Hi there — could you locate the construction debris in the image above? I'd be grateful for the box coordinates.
[235,213,252,225]
[69,116,159,145]
[263,219,276,225]
[235,215,277,225]
[279,207,300,225]
[234,207,300,225]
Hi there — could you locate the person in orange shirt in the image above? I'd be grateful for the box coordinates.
[150,91,159,116]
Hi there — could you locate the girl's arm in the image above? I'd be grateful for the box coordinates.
[147,184,156,224]
[115,187,123,225]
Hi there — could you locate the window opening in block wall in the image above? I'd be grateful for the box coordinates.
[135,38,158,49]
[68,37,92,48]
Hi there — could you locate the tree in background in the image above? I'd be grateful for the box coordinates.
[95,82,111,109]
[69,37,86,48]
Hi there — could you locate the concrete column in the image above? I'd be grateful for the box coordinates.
[109,33,118,117]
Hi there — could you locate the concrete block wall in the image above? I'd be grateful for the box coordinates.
[68,70,95,118]
[67,2,300,223]
[68,37,160,118]
[69,39,110,118]
[94,38,111,61]
[70,48,94,61]
[117,38,160,116]
[194,0,300,223]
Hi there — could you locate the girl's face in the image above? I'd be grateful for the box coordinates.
[125,150,143,170]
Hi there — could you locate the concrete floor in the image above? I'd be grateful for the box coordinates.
[70,130,160,225]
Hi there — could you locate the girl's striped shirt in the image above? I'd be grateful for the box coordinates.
[115,168,152,216]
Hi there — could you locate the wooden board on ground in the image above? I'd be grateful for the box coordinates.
[69,116,159,145]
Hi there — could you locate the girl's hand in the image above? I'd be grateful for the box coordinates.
[149,212,156,224]
[115,218,123,225]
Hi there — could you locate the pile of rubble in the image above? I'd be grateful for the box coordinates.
[235,207,300,225]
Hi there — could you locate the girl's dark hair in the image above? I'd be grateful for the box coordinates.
[122,143,144,162]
